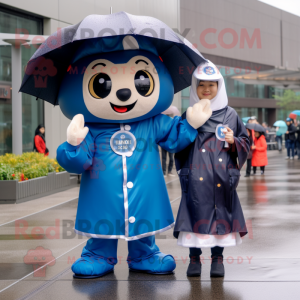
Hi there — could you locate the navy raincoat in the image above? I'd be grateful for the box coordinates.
[174,106,250,238]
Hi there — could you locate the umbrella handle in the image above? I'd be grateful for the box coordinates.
[224,141,229,148]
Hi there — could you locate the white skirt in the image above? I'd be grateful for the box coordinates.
[177,231,242,248]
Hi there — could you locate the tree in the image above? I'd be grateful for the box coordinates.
[274,89,300,111]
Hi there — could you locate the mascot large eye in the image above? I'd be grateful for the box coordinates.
[134,70,154,97]
[88,73,112,99]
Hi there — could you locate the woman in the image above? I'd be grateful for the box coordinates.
[252,130,268,174]
[34,125,49,156]
[174,61,250,278]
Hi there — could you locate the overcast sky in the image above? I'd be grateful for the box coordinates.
[259,0,300,17]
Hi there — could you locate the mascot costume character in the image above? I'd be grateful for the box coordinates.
[20,12,212,278]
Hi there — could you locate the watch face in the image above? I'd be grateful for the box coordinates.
[110,130,136,157]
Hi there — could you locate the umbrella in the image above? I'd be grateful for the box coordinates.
[162,106,180,116]
[19,12,207,105]
[273,120,287,127]
[242,117,250,123]
[289,113,297,119]
[245,123,265,132]
[273,120,287,136]
[291,110,300,116]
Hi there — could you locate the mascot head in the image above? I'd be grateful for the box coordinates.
[58,35,174,123]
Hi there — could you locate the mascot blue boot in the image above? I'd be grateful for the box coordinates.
[72,236,176,278]
[55,29,211,278]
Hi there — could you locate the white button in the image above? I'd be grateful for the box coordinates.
[124,125,131,131]
[129,216,135,223]
[202,149,206,152]
[219,158,222,162]
[127,181,133,188]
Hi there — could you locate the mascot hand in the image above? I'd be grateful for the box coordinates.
[186,99,212,129]
[67,114,89,146]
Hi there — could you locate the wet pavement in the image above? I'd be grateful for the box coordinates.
[0,151,300,299]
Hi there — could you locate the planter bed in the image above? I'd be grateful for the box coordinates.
[0,171,78,204]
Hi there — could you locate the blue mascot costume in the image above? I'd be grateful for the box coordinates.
[20,13,212,278]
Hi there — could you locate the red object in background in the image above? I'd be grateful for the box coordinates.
[289,113,297,119]
[20,174,24,181]
[34,136,49,156]
[252,135,268,167]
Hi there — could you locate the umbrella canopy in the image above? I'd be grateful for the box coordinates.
[273,120,287,127]
[161,106,180,116]
[19,12,207,105]
[273,120,287,136]
[245,123,265,132]
[289,113,297,119]
[291,110,300,116]
[242,117,250,123]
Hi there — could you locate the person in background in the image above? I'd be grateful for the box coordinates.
[161,114,175,177]
[34,125,49,156]
[262,122,271,150]
[295,120,300,160]
[161,147,175,177]
[245,128,254,177]
[285,118,297,160]
[245,117,256,175]
[252,129,268,175]
[275,127,283,152]
[248,116,257,124]
[293,119,298,156]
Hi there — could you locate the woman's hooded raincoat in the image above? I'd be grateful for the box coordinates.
[174,61,250,240]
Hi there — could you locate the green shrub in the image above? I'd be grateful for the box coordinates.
[0,152,65,181]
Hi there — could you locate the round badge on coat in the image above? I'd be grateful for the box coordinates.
[110,130,136,157]
[216,124,229,148]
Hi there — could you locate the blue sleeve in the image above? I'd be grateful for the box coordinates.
[154,114,198,153]
[56,131,95,174]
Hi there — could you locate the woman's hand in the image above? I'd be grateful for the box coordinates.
[252,145,256,150]
[224,127,234,144]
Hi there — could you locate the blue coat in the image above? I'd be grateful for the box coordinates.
[57,114,197,241]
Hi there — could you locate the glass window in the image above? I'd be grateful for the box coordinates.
[218,65,265,99]
[0,8,43,155]
[276,109,290,121]
[181,87,190,97]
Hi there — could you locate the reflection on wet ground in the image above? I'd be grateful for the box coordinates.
[0,151,300,299]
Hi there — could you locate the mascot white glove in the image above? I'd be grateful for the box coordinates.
[186,99,212,129]
[67,114,89,146]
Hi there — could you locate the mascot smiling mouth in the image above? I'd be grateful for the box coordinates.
[110,101,137,113]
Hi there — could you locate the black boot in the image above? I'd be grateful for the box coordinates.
[210,255,224,277]
[187,256,201,277]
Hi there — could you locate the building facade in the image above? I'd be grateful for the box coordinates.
[0,0,299,157]
[180,0,300,124]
